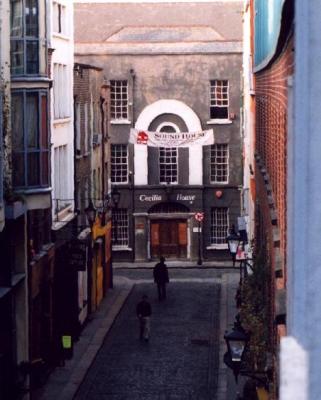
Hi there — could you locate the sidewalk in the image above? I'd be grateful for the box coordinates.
[113,260,234,269]
[34,276,134,400]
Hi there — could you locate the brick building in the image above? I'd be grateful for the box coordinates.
[74,0,243,263]
[245,0,294,396]
[73,63,112,321]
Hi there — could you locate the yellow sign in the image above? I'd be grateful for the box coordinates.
[257,387,269,400]
[62,335,72,349]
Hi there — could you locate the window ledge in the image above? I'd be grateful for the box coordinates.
[14,187,52,195]
[206,244,228,250]
[112,246,132,251]
[52,206,76,230]
[206,119,233,125]
[110,120,132,125]
[210,181,229,185]
[53,32,71,41]
[53,117,71,125]
[12,273,26,287]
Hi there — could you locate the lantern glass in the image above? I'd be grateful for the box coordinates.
[227,233,240,256]
[85,200,97,225]
[111,188,121,207]
[229,339,246,362]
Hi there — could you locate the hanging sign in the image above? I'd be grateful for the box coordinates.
[194,212,204,222]
[68,241,87,271]
[129,128,214,147]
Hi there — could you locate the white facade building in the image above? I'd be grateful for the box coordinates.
[50,0,74,227]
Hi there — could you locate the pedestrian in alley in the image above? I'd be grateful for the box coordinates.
[136,294,152,342]
[153,256,169,301]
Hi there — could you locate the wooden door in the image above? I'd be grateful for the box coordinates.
[150,219,187,259]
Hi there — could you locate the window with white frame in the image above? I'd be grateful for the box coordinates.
[53,1,67,35]
[53,63,69,119]
[111,144,128,183]
[210,144,229,183]
[159,147,178,184]
[110,80,128,120]
[210,207,229,245]
[75,102,81,154]
[210,80,229,119]
[54,145,70,212]
[112,209,129,247]
[84,102,89,153]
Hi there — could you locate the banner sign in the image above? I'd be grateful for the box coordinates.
[129,128,214,147]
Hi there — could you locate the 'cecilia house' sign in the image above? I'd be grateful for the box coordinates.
[129,128,214,147]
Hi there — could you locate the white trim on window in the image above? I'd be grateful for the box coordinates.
[110,80,128,120]
[210,207,229,246]
[210,143,229,184]
[156,122,180,133]
[210,79,229,120]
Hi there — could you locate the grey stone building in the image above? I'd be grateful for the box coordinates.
[75,1,243,262]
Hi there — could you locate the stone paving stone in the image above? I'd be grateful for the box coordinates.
[75,277,221,400]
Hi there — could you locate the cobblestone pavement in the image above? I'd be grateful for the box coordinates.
[75,269,222,400]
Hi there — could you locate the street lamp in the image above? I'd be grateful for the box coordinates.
[111,188,121,244]
[224,317,250,382]
[85,200,97,228]
[223,318,271,394]
[226,228,241,267]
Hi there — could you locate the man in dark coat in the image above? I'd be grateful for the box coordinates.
[136,294,152,341]
[153,256,169,301]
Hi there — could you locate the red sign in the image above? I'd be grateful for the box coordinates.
[194,212,204,222]
[137,131,149,145]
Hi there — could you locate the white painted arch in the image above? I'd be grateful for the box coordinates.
[134,99,203,186]
[135,99,202,131]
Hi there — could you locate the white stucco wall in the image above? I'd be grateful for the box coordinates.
[134,99,203,185]
[50,0,75,223]
[241,0,255,242]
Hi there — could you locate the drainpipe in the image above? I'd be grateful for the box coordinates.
[129,69,136,262]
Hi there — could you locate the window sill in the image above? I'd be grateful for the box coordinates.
[53,117,71,125]
[52,206,76,230]
[110,120,132,125]
[112,246,132,251]
[206,119,233,125]
[206,244,228,250]
[209,181,229,185]
[53,32,71,41]
[14,187,52,194]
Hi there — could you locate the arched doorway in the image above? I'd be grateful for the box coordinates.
[149,202,190,259]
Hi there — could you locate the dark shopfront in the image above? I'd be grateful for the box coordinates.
[113,187,201,262]
[112,185,240,263]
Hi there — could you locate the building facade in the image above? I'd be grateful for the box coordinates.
[74,1,243,263]
[244,0,294,397]
[0,0,55,397]
[73,62,112,321]
[280,1,321,399]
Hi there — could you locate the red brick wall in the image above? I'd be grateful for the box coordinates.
[254,34,294,397]
[255,36,294,267]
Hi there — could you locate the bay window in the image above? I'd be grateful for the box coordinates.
[12,90,49,188]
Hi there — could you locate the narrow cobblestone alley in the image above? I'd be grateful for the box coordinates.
[75,269,222,400]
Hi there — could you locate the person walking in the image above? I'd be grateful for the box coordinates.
[136,294,152,342]
[153,256,169,301]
